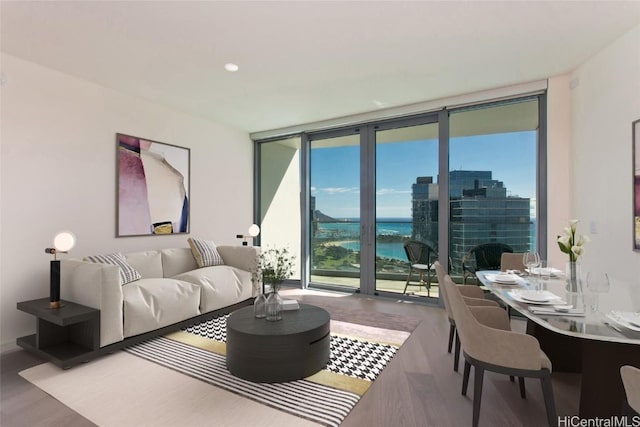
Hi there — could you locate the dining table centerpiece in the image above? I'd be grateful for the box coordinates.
[253,246,295,321]
[557,219,590,293]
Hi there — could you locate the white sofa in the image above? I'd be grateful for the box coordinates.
[61,246,259,347]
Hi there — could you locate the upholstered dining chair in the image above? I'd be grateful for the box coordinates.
[500,252,527,272]
[403,240,438,296]
[462,242,513,284]
[443,275,557,427]
[434,261,500,372]
[621,365,640,416]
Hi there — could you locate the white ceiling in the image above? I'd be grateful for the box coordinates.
[1,1,639,134]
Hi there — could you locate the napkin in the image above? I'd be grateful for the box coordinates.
[528,306,585,317]
[527,267,563,276]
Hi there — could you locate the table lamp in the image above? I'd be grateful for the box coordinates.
[236,224,260,246]
[45,231,76,309]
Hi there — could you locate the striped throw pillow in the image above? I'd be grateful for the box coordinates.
[188,238,225,268]
[85,252,142,285]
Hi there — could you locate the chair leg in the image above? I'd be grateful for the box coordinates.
[462,360,471,395]
[454,334,461,372]
[540,372,557,427]
[447,324,455,353]
[509,375,515,382]
[403,268,411,294]
[472,366,485,427]
[519,377,526,399]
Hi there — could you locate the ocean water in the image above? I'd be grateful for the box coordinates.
[339,241,407,261]
[315,218,537,261]
[315,218,411,261]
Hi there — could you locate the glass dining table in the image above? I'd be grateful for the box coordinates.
[476,270,640,418]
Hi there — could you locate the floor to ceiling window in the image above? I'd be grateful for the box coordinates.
[374,120,439,296]
[448,99,542,279]
[308,131,361,290]
[255,94,545,297]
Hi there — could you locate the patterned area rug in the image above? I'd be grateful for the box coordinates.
[124,313,407,427]
[182,314,399,382]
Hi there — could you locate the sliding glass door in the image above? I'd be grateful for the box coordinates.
[373,120,439,297]
[308,130,361,290]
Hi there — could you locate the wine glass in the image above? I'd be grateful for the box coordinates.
[523,252,541,289]
[523,252,540,273]
[538,260,551,288]
[586,272,610,313]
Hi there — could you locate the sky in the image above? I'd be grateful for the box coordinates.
[310,131,537,219]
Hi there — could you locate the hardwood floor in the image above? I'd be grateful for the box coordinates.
[1,289,579,427]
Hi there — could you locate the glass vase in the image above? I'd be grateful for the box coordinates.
[265,291,283,321]
[254,293,267,318]
[565,261,582,294]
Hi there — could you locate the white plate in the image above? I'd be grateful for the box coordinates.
[508,290,563,305]
[485,273,517,284]
[608,311,640,331]
[521,293,550,302]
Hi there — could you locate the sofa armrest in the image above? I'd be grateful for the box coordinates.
[60,260,124,347]
[217,245,260,273]
[217,246,261,296]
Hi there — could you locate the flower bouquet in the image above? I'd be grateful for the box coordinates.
[557,220,589,292]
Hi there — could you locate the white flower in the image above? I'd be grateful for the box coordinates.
[571,245,584,257]
[557,220,588,262]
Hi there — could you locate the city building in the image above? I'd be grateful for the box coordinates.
[412,171,531,272]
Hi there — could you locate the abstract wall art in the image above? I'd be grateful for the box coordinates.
[634,119,640,250]
[117,133,190,237]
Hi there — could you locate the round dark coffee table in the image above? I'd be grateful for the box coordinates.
[226,303,330,383]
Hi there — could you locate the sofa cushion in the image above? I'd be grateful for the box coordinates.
[188,238,224,268]
[161,247,198,278]
[122,278,201,338]
[125,251,163,278]
[172,266,252,312]
[85,252,142,285]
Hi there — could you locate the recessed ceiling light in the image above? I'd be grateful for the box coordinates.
[224,63,239,72]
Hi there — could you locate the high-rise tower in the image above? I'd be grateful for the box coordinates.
[411,171,531,272]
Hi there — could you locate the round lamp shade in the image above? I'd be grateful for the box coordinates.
[53,231,76,252]
[247,224,260,237]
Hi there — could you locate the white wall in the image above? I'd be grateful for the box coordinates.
[260,141,302,280]
[546,74,572,269]
[569,24,640,284]
[0,54,254,350]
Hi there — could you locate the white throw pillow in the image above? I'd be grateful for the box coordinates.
[85,252,142,285]
[188,237,224,268]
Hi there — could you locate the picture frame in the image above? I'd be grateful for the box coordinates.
[634,119,640,250]
[116,133,190,237]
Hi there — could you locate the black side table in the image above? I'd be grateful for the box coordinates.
[17,298,100,369]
